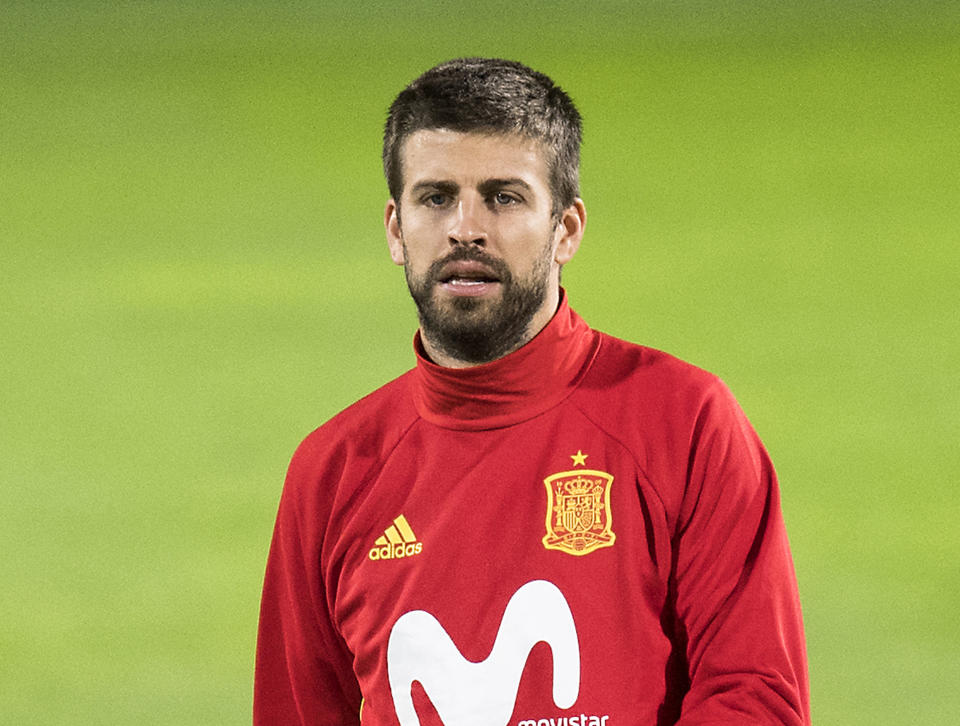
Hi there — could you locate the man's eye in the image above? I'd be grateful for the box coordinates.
[493,192,518,205]
[424,193,448,206]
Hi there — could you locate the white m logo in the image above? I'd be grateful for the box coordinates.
[386,579,580,726]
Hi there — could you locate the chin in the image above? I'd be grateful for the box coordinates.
[432,287,501,311]
[447,294,495,313]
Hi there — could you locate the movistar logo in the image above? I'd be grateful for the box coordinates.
[387,579,580,726]
[369,515,423,561]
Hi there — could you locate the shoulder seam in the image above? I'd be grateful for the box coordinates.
[567,396,673,527]
[321,410,422,644]
[319,409,423,560]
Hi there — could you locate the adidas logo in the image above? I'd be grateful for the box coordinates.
[369,515,423,561]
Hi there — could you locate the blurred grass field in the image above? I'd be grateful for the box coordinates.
[2,1,958,723]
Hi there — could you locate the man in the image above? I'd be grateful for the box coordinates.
[255,58,810,725]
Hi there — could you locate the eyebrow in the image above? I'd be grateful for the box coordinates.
[410,180,459,196]
[477,178,533,196]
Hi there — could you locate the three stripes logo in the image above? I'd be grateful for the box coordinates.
[369,515,423,561]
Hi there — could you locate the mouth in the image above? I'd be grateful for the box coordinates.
[436,260,502,295]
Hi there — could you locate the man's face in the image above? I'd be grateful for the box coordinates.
[385,129,584,366]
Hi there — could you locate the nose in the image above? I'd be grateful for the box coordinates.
[448,196,486,247]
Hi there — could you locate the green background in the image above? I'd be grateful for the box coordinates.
[2,1,957,723]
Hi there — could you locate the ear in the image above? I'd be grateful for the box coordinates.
[385,199,405,266]
[553,198,586,265]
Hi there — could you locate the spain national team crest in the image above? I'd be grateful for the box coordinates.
[542,468,615,556]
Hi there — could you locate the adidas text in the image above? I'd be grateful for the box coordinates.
[369,541,423,560]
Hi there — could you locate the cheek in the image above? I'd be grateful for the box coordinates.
[396,232,439,275]
[399,214,442,247]
[509,223,559,266]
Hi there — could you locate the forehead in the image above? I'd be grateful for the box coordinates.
[399,129,550,192]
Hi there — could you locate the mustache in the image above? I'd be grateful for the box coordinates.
[426,247,511,281]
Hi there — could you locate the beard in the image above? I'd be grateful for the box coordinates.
[403,239,555,365]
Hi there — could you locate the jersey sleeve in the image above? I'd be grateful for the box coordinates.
[254,438,362,725]
[672,380,810,725]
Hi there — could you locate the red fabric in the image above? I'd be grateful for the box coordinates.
[255,296,810,725]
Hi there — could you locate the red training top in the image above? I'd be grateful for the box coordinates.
[255,294,810,725]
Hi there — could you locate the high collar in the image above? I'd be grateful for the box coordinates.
[411,292,600,430]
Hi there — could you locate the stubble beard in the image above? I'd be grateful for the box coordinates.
[403,238,555,365]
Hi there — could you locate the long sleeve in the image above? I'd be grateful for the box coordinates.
[671,381,810,724]
[254,441,362,725]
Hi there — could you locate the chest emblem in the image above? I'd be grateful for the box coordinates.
[542,465,616,556]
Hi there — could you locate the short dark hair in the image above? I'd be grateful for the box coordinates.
[383,58,582,215]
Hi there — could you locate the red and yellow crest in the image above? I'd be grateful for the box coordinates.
[542,469,615,556]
